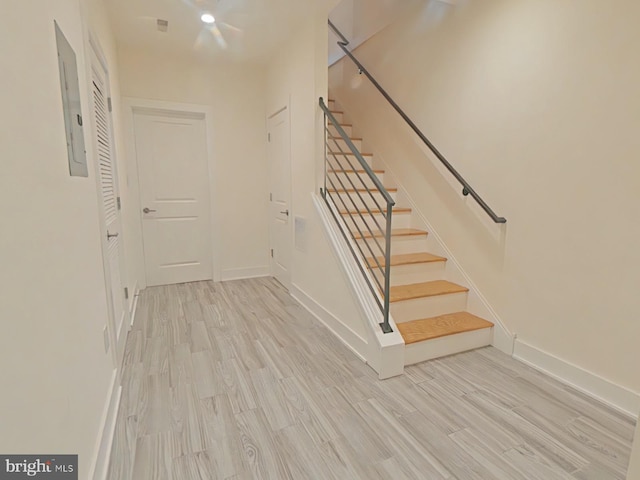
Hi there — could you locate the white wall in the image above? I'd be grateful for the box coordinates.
[117,49,270,281]
[328,0,422,64]
[0,1,125,477]
[266,4,373,347]
[330,0,640,402]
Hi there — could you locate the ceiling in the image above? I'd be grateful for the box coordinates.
[328,0,422,64]
[328,0,455,65]
[106,0,317,63]
[106,0,453,65]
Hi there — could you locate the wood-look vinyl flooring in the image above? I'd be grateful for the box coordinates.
[107,278,635,479]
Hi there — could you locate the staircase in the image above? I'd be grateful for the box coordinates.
[324,98,494,367]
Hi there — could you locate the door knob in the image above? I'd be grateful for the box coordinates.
[107,231,119,240]
[280,209,289,216]
[143,207,157,214]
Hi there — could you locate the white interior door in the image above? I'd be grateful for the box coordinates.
[91,47,128,366]
[268,107,292,286]
[134,110,212,286]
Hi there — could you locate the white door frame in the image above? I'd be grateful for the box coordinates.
[88,34,129,368]
[122,97,220,288]
[267,102,294,288]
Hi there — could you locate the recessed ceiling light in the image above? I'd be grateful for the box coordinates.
[201,13,215,24]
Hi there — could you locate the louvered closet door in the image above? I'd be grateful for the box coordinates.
[91,50,127,365]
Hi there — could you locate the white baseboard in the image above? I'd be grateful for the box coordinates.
[220,266,270,281]
[513,339,640,418]
[89,370,123,480]
[313,193,406,379]
[290,283,369,362]
[128,281,138,317]
[129,284,140,328]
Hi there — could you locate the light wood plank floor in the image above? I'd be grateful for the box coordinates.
[107,278,635,479]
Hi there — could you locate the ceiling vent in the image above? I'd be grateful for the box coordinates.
[157,19,169,32]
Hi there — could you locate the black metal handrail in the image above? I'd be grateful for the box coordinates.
[319,97,394,333]
[328,20,507,224]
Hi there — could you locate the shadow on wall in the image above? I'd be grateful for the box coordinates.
[331,59,508,273]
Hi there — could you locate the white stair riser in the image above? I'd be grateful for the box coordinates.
[329,190,397,211]
[326,153,373,169]
[327,153,373,172]
[327,112,344,123]
[342,211,412,232]
[371,261,447,287]
[327,171,385,190]
[327,137,363,152]
[356,236,429,256]
[328,124,353,137]
[403,327,493,366]
[391,291,468,323]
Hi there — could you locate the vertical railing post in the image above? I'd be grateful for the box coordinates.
[319,97,394,334]
[380,201,393,333]
[323,111,327,197]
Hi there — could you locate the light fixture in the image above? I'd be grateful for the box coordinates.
[201,13,215,24]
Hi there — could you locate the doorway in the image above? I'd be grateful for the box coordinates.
[90,42,128,366]
[267,106,292,287]
[132,108,213,287]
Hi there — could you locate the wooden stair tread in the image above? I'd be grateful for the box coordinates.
[389,280,468,303]
[329,169,384,174]
[329,110,344,115]
[353,228,427,240]
[366,252,446,269]
[328,151,374,157]
[397,312,494,344]
[328,135,363,142]
[328,187,398,193]
[339,207,411,215]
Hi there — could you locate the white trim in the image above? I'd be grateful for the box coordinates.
[376,158,515,356]
[313,193,405,379]
[115,309,128,371]
[407,189,514,353]
[129,282,140,328]
[121,97,221,285]
[89,370,122,480]
[290,284,368,362]
[220,266,270,281]
[513,339,640,418]
[314,194,385,334]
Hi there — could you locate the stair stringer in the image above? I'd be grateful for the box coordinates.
[372,156,516,355]
[313,193,405,379]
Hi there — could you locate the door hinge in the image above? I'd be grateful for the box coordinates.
[268,132,271,142]
[108,97,113,112]
[270,249,274,258]
[124,287,129,299]
[270,193,273,201]
[117,196,121,210]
